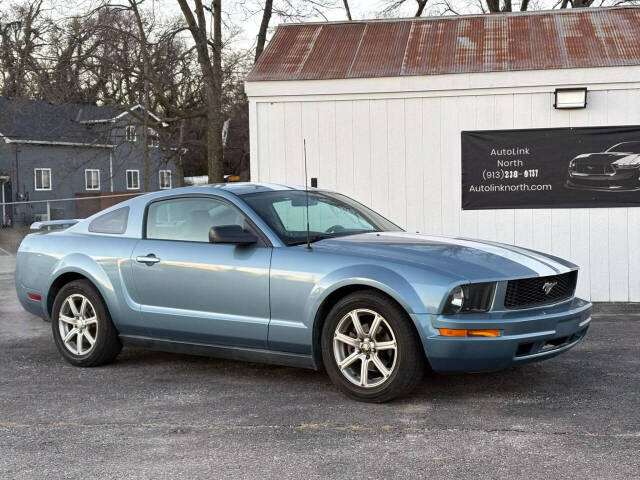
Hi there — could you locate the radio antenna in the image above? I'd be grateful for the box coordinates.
[304,139,311,251]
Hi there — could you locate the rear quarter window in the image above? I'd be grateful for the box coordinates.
[88,207,129,234]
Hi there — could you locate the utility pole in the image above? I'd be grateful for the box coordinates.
[143,78,151,192]
[14,147,20,200]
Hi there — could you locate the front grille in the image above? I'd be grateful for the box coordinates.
[573,164,614,175]
[504,271,577,309]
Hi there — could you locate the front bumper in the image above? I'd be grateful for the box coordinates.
[566,167,640,191]
[412,297,592,374]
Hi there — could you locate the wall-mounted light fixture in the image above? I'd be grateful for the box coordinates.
[554,87,587,109]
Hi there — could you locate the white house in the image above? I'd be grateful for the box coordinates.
[245,6,640,302]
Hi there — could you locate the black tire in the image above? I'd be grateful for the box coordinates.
[51,279,122,367]
[321,290,425,403]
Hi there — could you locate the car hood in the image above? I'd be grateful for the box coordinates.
[313,232,576,282]
[572,152,629,165]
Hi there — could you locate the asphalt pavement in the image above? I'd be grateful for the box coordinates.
[0,253,638,479]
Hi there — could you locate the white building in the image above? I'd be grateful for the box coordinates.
[245,6,640,302]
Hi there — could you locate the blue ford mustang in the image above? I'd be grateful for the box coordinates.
[16,183,592,402]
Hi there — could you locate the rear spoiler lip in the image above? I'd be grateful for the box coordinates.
[30,219,81,231]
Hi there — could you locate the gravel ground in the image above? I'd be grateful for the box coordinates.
[0,254,638,479]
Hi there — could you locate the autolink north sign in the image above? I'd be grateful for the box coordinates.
[461,126,640,210]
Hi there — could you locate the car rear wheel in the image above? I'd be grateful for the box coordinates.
[321,290,425,402]
[51,280,122,367]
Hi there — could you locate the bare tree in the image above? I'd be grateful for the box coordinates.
[88,0,252,180]
[383,0,430,16]
[176,0,225,184]
[343,0,352,20]
[255,0,272,61]
[7,0,640,185]
[484,0,637,12]
[0,0,46,97]
[242,1,340,63]
[562,0,594,7]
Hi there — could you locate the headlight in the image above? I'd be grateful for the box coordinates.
[443,282,496,314]
[445,286,465,313]
[613,154,640,169]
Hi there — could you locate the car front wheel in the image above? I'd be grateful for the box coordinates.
[321,290,425,402]
[51,280,122,367]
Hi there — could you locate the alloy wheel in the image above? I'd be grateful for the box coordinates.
[58,294,99,356]
[332,308,397,388]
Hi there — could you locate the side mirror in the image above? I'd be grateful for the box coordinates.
[209,225,258,246]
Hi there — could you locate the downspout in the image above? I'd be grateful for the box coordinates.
[109,149,114,192]
[1,181,5,226]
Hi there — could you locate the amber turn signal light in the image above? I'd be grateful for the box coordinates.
[438,328,501,338]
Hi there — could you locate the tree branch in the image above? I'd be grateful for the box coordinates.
[343,0,353,20]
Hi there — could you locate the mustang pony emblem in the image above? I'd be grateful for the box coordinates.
[542,281,558,295]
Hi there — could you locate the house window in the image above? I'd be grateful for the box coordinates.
[148,128,159,148]
[159,170,171,190]
[126,170,140,190]
[34,168,52,191]
[125,125,137,142]
[85,169,100,191]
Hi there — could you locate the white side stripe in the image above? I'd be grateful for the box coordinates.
[461,237,570,274]
[415,235,564,277]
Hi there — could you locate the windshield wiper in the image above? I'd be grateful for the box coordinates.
[288,234,333,246]
[309,234,333,244]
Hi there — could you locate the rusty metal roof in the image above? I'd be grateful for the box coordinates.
[247,7,640,82]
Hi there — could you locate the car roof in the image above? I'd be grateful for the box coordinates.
[72,183,307,242]
[195,182,309,196]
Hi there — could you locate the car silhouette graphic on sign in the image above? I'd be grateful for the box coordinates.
[566,141,640,191]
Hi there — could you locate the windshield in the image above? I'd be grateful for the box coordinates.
[607,142,640,154]
[242,190,402,246]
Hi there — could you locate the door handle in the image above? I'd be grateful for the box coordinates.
[136,254,160,265]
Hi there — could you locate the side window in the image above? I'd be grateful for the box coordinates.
[125,125,137,142]
[34,168,52,191]
[85,169,100,191]
[146,197,247,243]
[126,170,140,190]
[159,170,171,189]
[148,128,159,147]
[88,207,129,234]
